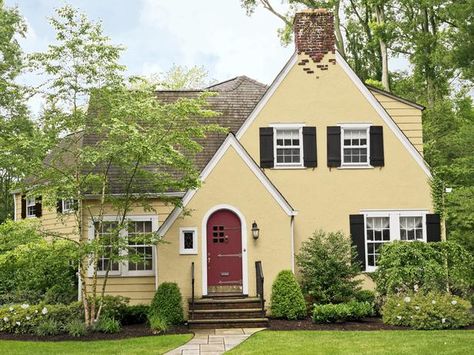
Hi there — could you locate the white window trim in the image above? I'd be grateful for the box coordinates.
[179,227,198,255]
[273,126,304,168]
[363,210,427,273]
[339,124,372,168]
[87,215,158,277]
[62,199,75,213]
[26,196,36,218]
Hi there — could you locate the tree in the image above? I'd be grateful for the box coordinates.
[26,6,223,326]
[142,64,216,90]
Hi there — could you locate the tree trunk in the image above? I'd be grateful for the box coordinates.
[334,0,346,58]
[374,4,390,91]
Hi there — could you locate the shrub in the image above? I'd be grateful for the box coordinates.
[382,292,473,330]
[312,301,374,323]
[148,314,169,333]
[354,290,376,304]
[122,304,149,325]
[296,230,362,304]
[0,240,77,304]
[66,319,87,337]
[0,302,82,334]
[95,295,130,322]
[0,219,42,254]
[374,241,473,298]
[148,282,183,326]
[270,270,307,320]
[35,320,61,336]
[93,317,121,333]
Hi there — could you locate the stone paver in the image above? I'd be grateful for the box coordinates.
[165,328,265,355]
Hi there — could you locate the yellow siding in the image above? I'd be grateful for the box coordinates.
[371,91,424,154]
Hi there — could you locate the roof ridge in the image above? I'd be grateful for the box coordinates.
[206,75,267,92]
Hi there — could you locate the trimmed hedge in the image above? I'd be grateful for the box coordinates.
[148,282,184,326]
[312,301,374,323]
[382,292,473,330]
[270,270,307,320]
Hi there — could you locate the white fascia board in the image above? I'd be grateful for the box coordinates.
[158,134,296,236]
[336,51,432,178]
[236,53,298,139]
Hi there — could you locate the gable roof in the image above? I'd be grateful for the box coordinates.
[158,133,297,236]
[236,51,432,178]
[366,84,425,111]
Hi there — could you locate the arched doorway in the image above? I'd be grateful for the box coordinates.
[206,209,243,293]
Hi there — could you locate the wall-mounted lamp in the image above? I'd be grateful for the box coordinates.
[252,221,260,240]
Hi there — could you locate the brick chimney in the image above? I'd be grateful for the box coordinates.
[294,9,335,63]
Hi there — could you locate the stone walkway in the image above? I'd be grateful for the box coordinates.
[165,328,265,355]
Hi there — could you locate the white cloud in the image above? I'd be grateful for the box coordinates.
[139,0,293,84]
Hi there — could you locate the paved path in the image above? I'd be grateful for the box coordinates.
[165,328,265,355]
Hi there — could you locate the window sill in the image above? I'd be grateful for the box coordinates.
[180,250,198,255]
[271,166,307,170]
[337,165,374,170]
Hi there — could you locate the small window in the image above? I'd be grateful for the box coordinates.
[274,128,303,167]
[342,128,369,165]
[62,199,75,213]
[180,228,197,255]
[127,221,153,272]
[400,216,423,241]
[26,196,36,218]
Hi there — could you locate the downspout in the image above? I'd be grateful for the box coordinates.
[13,194,17,221]
[290,216,295,272]
[154,244,159,290]
[77,265,82,301]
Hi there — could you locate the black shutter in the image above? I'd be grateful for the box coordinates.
[426,214,441,242]
[303,126,317,168]
[350,214,365,270]
[21,195,26,219]
[35,196,42,218]
[73,199,79,211]
[57,199,63,213]
[370,126,384,167]
[259,127,274,168]
[327,126,341,167]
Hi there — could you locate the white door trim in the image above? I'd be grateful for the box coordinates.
[201,204,248,296]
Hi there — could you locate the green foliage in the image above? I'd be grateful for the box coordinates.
[382,292,473,330]
[296,230,362,304]
[96,295,129,323]
[373,241,474,298]
[0,302,82,334]
[0,219,42,254]
[354,290,376,304]
[148,314,169,333]
[140,64,216,90]
[93,317,121,334]
[149,282,184,326]
[121,304,149,325]
[312,301,374,323]
[35,319,61,336]
[65,319,87,337]
[270,270,307,320]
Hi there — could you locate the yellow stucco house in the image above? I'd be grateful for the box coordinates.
[13,10,440,327]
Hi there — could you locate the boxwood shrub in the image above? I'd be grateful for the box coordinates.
[382,292,473,330]
[148,282,183,326]
[270,270,307,320]
[312,301,374,323]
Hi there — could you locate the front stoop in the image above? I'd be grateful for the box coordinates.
[188,295,268,328]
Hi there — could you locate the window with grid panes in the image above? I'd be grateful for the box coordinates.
[366,217,390,268]
[274,128,302,166]
[342,128,368,165]
[95,221,120,272]
[127,221,153,271]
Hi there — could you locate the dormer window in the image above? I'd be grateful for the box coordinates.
[274,128,303,167]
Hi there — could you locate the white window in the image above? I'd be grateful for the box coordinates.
[274,128,303,167]
[62,199,75,213]
[95,221,120,274]
[180,228,198,255]
[127,221,154,273]
[363,211,427,272]
[26,196,36,218]
[341,126,370,166]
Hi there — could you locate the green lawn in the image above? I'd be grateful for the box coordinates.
[228,330,474,355]
[0,334,192,355]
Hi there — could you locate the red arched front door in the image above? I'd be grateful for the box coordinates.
[207,209,242,292]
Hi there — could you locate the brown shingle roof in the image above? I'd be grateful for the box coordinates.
[83,76,267,193]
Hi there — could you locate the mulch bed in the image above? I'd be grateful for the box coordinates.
[268,317,474,331]
[0,323,191,342]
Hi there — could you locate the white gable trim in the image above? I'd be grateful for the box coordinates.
[335,51,432,178]
[236,53,297,139]
[158,134,296,236]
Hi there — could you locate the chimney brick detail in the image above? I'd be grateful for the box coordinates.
[294,9,336,73]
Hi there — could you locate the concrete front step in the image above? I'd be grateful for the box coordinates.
[189,308,265,319]
[188,317,269,329]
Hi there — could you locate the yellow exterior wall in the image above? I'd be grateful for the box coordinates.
[159,145,292,313]
[238,53,433,284]
[370,90,424,154]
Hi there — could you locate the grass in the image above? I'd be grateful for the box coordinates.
[228,330,474,355]
[0,334,192,355]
